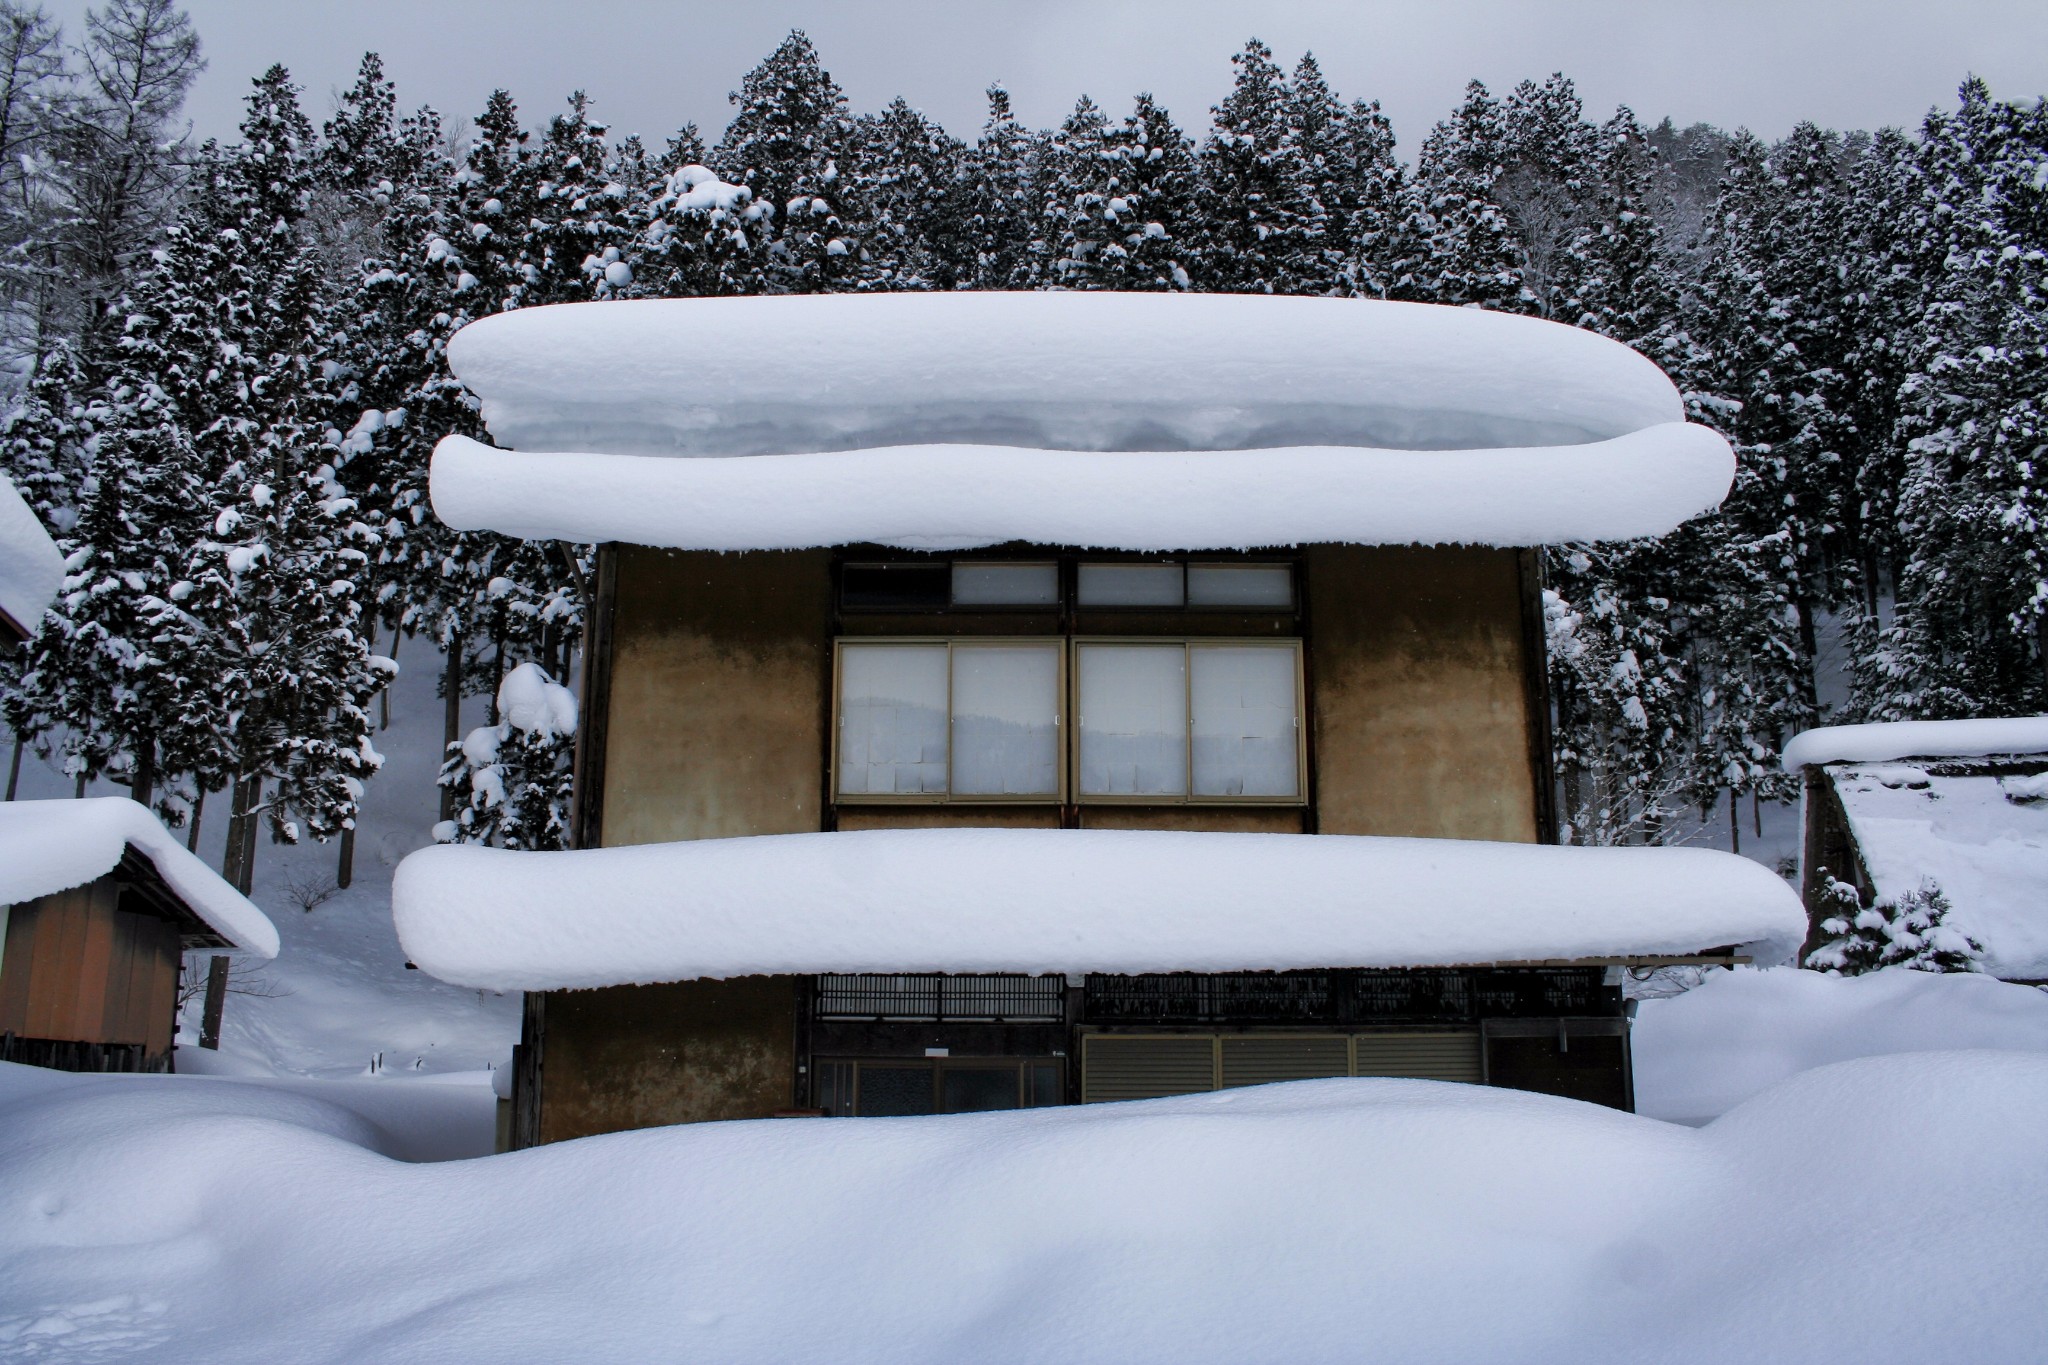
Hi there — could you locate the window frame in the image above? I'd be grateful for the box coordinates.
[830,636,1307,807]
[1073,637,1307,807]
[831,636,1070,804]
[837,553,1300,615]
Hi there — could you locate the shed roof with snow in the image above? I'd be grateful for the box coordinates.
[392,827,1805,992]
[1789,718,2048,980]
[0,798,279,956]
[0,469,61,643]
[428,293,1735,553]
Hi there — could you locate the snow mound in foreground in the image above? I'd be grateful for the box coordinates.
[2,1052,2043,1364]
[1633,966,2048,1122]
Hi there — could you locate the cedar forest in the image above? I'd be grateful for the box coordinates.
[1,0,2044,879]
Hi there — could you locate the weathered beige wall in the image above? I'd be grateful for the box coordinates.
[1307,546,1538,842]
[602,547,830,847]
[538,977,797,1141]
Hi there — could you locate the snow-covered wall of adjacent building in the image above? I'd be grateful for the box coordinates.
[392,826,1805,991]
[1784,716,2048,769]
[0,799,279,957]
[430,294,1735,552]
[447,293,1686,457]
[0,469,61,636]
[1826,764,2048,980]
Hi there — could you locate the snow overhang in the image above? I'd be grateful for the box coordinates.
[392,827,1805,992]
[430,293,1735,551]
[0,799,280,957]
[1784,716,2048,770]
[0,470,61,642]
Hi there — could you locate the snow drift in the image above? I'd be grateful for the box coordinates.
[0,798,278,956]
[392,826,1805,991]
[2,1051,2043,1364]
[1783,715,2048,769]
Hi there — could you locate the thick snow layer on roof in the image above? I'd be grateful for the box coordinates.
[1826,764,2048,979]
[6,1051,2047,1362]
[392,827,1803,991]
[433,294,1734,551]
[448,294,1687,457]
[0,798,279,956]
[0,468,61,636]
[1634,966,2048,1122]
[429,421,1734,553]
[1784,716,2048,769]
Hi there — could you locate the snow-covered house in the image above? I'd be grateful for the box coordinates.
[0,798,279,1072]
[1786,717,2048,983]
[396,293,1804,1145]
[0,467,62,646]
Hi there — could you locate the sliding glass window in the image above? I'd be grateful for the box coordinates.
[1075,640,1303,803]
[835,640,1064,801]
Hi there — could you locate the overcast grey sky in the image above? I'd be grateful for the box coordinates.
[41,1,2048,153]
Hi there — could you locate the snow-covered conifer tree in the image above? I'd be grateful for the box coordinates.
[1806,878,1984,974]
[714,31,861,293]
[1404,80,1524,309]
[1196,39,1329,295]
[966,83,1042,290]
[436,661,577,851]
[1094,93,1199,292]
[852,97,967,291]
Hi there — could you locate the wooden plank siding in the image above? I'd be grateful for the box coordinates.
[0,877,181,1057]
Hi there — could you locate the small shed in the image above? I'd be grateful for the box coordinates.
[1786,718,2048,983]
[0,798,280,1072]
[0,468,62,646]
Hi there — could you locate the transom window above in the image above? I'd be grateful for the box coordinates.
[833,638,1304,805]
[839,556,1295,612]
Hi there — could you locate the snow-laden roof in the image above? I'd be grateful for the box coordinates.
[0,469,61,638]
[1784,716,2048,770]
[431,422,1732,553]
[392,827,1805,991]
[1826,764,2048,979]
[0,799,279,957]
[431,294,1735,551]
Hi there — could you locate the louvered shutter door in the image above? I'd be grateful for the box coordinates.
[1219,1035,1350,1089]
[1081,1035,1217,1102]
[1351,1030,1484,1083]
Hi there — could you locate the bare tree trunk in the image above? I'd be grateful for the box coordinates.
[1728,787,1741,855]
[73,767,85,797]
[381,628,398,731]
[186,786,205,851]
[130,732,155,812]
[223,774,262,894]
[336,826,355,889]
[1753,789,1763,839]
[441,637,464,821]
[487,608,507,726]
[199,955,228,1050]
[4,734,20,801]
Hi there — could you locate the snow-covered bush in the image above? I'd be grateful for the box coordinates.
[1805,876,1984,975]
[435,662,577,851]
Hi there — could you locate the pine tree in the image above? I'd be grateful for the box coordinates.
[1495,74,1597,321]
[435,661,577,851]
[852,97,967,291]
[531,91,635,304]
[1806,878,1984,974]
[0,1,71,370]
[630,161,767,298]
[1334,98,1408,298]
[715,31,861,294]
[966,83,1041,290]
[1405,80,1523,308]
[1034,95,1116,289]
[1197,39,1329,295]
[1095,93,1199,292]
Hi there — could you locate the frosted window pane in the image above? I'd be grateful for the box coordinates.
[1187,564,1293,608]
[1191,646,1299,797]
[1078,645,1188,795]
[951,644,1060,795]
[839,645,949,795]
[1078,563,1184,607]
[953,563,1059,606]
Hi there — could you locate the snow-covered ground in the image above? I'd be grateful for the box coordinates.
[2,1050,2043,1364]
[5,645,520,1084]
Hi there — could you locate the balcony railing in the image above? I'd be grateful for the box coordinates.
[814,973,1067,1023]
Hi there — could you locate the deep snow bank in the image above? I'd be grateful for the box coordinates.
[1632,966,2048,1121]
[2,1052,2042,1364]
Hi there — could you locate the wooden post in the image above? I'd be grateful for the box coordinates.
[337,825,355,889]
[199,955,229,1050]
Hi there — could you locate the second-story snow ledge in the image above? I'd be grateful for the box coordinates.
[391,828,1805,992]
